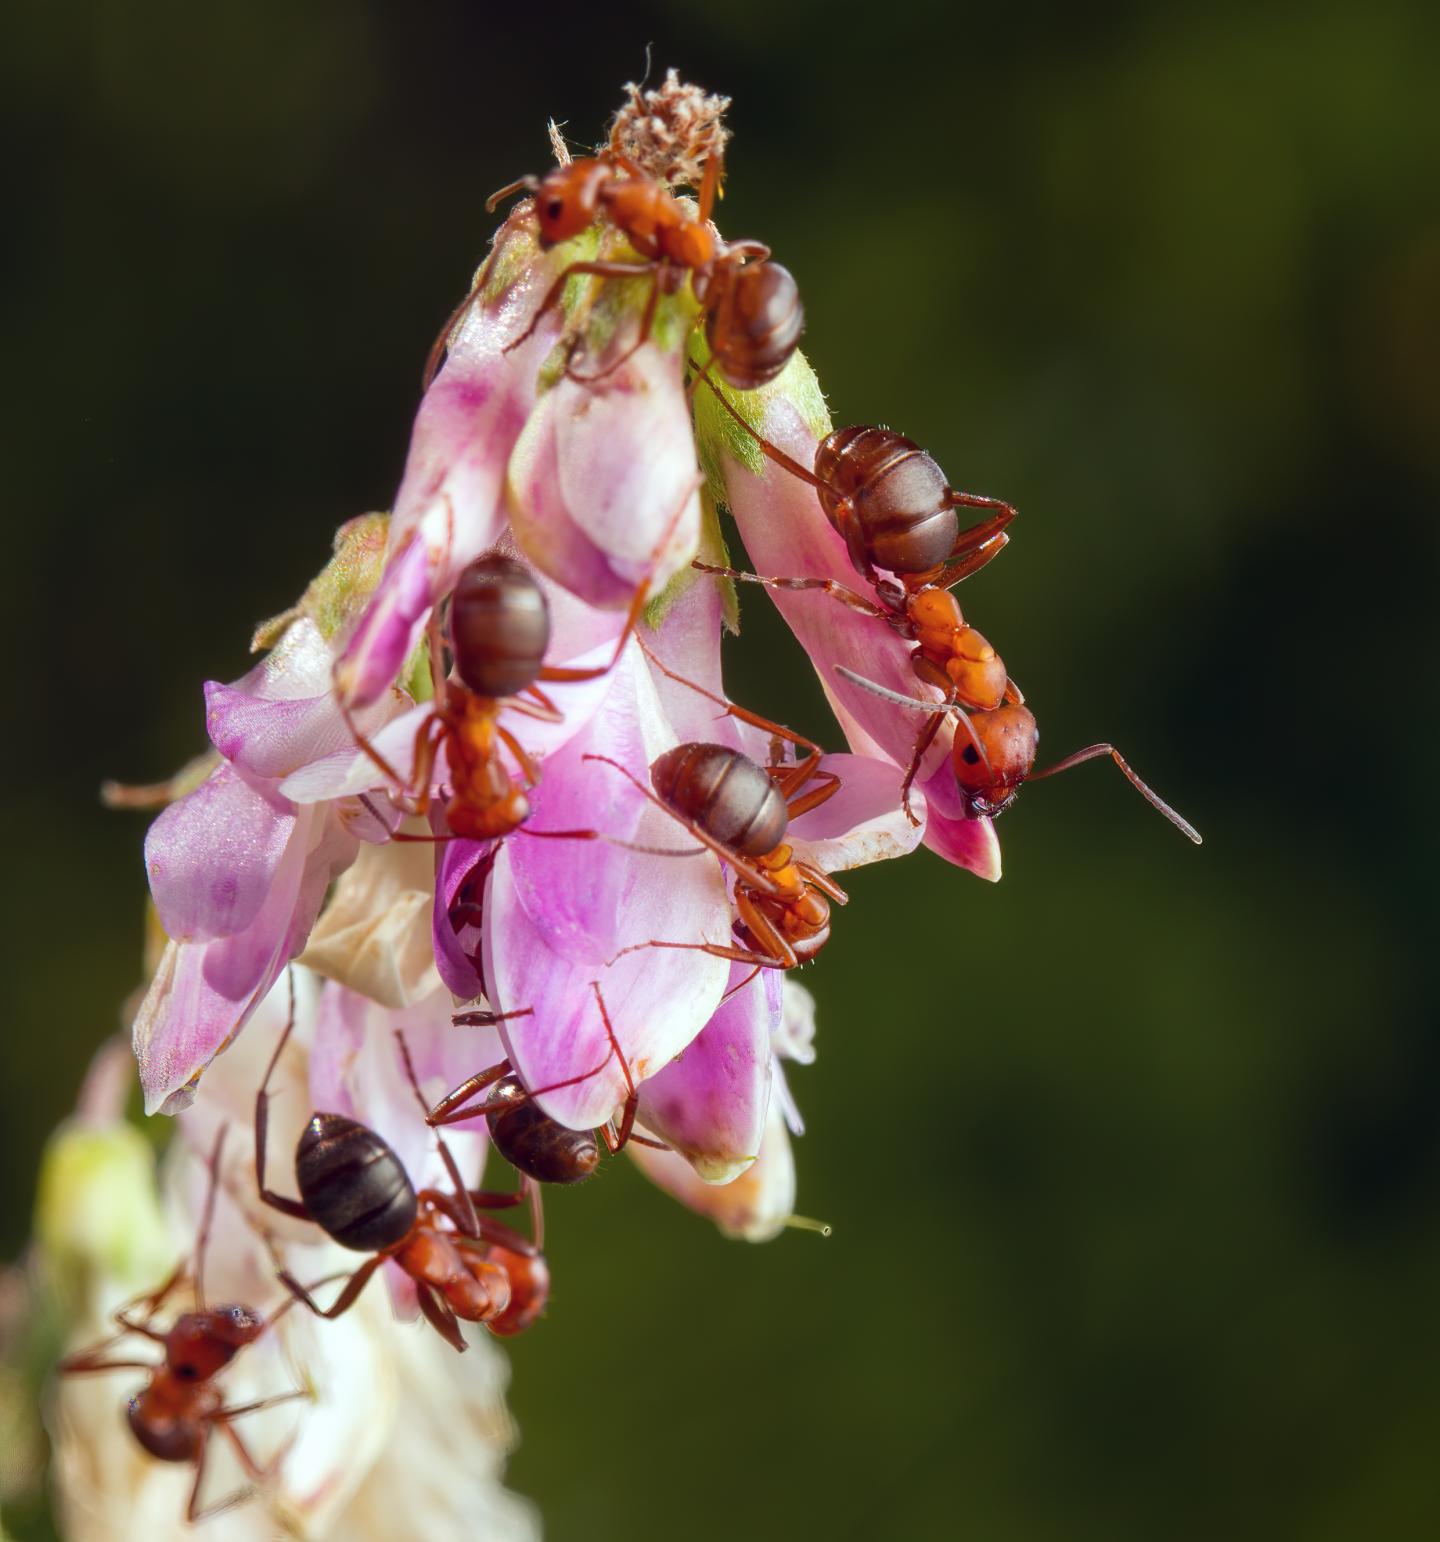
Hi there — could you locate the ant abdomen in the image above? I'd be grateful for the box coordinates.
[486,1076,601,1185]
[127,1391,203,1464]
[705,261,804,389]
[450,556,552,699]
[816,427,959,575]
[650,743,789,857]
[295,1114,418,1253]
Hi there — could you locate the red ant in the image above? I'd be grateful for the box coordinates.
[343,530,685,846]
[690,366,1028,817]
[578,643,849,971]
[58,1127,308,1523]
[834,667,1202,843]
[429,147,801,392]
[431,982,670,1184]
[254,998,551,1345]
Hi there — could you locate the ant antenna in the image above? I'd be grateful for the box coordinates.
[782,1214,833,1238]
[832,667,995,785]
[1029,744,1203,844]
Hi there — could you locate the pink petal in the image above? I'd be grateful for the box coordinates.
[918,759,1003,881]
[145,765,295,943]
[785,751,926,873]
[507,344,701,610]
[483,647,730,1128]
[634,964,780,1183]
[336,220,570,709]
[135,806,357,1114]
[629,1092,799,1243]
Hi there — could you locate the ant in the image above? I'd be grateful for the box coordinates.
[254,996,551,1345]
[431,982,670,1184]
[690,365,1025,817]
[58,1127,308,1523]
[834,667,1202,843]
[343,532,684,845]
[429,147,802,392]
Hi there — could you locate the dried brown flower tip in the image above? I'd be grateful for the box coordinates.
[608,68,731,189]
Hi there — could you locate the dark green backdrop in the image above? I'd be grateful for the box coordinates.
[4,1,1438,1537]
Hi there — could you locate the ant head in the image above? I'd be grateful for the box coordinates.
[953,704,1038,814]
[165,1305,263,1381]
[532,161,608,245]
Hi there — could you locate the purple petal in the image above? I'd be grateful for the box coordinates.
[145,765,295,943]
[508,345,701,610]
[482,648,730,1128]
[336,222,570,709]
[433,837,493,1001]
[135,806,357,1114]
[635,965,780,1182]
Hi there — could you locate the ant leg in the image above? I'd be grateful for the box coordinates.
[538,472,702,686]
[494,723,542,787]
[254,973,311,1223]
[689,359,824,491]
[794,861,848,905]
[504,259,659,357]
[899,712,944,825]
[276,1254,385,1320]
[692,561,890,621]
[779,768,842,820]
[395,1030,479,1239]
[925,534,1011,591]
[633,634,832,801]
[451,1007,533,1028]
[581,754,787,896]
[56,1350,158,1375]
[1028,744,1203,844]
[423,266,488,391]
[834,666,1000,792]
[697,151,725,224]
[416,1282,467,1353]
[732,890,801,970]
[590,982,639,1154]
[428,1042,617,1129]
[191,1123,229,1312]
[211,1388,311,1427]
[564,266,664,385]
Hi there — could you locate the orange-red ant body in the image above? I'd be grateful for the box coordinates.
[58,1128,306,1523]
[255,1002,550,1346]
[429,148,802,392]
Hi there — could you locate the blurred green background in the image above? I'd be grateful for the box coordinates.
[3,0,1438,1537]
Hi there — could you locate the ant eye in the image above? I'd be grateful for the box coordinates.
[961,745,980,765]
[176,1363,198,1381]
[546,198,564,219]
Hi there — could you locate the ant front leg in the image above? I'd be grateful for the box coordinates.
[504,259,660,357]
[692,561,891,622]
[634,635,836,807]
[254,980,312,1224]
[277,1254,386,1321]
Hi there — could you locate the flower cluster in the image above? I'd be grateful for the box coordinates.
[43,72,1146,1534]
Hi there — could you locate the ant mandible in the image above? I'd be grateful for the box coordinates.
[430,982,670,1185]
[834,667,1203,843]
[429,145,802,393]
[254,993,551,1345]
[58,1127,308,1523]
